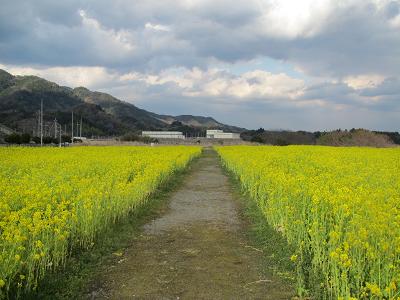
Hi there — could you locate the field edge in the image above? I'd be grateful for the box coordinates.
[215,149,297,293]
[20,153,201,300]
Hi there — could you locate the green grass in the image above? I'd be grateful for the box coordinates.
[21,156,199,300]
[220,156,296,285]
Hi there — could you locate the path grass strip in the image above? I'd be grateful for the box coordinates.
[220,153,296,289]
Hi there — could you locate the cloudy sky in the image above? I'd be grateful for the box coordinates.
[1,0,399,131]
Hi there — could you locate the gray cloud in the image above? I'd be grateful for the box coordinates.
[361,77,400,96]
[301,82,355,102]
[0,0,399,130]
[1,0,399,75]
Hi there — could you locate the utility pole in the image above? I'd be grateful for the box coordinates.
[71,111,74,144]
[76,121,79,138]
[80,116,82,138]
[37,111,40,137]
[59,124,62,147]
[54,118,57,138]
[40,99,43,146]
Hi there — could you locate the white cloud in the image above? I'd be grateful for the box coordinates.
[258,0,334,38]
[389,13,400,28]
[145,22,170,32]
[78,9,135,54]
[121,67,305,100]
[2,63,397,113]
[0,64,118,88]
[344,74,386,90]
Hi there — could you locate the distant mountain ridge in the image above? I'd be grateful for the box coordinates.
[0,69,245,136]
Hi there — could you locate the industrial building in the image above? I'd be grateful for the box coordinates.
[142,131,185,139]
[206,130,240,139]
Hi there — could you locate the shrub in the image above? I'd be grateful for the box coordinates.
[251,136,264,143]
[5,133,21,144]
[32,136,41,144]
[120,133,158,144]
[61,135,71,143]
[20,133,31,144]
[120,133,140,141]
[42,137,54,144]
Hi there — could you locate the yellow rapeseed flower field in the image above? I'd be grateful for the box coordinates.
[216,145,400,299]
[0,146,201,297]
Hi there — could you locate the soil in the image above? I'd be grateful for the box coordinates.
[88,149,294,299]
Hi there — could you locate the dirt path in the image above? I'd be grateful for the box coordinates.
[90,149,293,299]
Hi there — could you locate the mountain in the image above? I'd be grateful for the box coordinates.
[0,69,245,137]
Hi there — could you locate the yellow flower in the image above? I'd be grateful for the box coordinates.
[35,240,43,248]
[0,146,201,294]
[215,145,400,299]
[366,282,382,297]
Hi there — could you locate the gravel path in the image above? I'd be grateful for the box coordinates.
[90,149,293,299]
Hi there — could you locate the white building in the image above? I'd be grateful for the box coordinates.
[206,129,240,139]
[142,131,185,139]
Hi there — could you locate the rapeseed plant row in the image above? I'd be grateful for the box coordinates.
[0,146,201,297]
[216,145,400,299]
